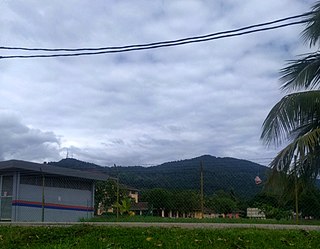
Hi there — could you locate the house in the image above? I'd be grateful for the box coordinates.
[127,186,139,203]
[100,184,148,215]
[130,202,149,216]
[0,159,109,222]
[126,187,151,215]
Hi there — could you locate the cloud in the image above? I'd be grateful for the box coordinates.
[0,111,61,162]
[0,0,315,166]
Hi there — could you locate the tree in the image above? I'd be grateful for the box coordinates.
[206,190,238,214]
[113,197,132,215]
[172,190,201,213]
[94,179,126,213]
[250,191,291,220]
[261,2,320,181]
[141,188,174,215]
[141,189,201,215]
[299,184,320,218]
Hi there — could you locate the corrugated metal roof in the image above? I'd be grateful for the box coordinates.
[0,160,109,181]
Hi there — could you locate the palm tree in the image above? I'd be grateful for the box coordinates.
[261,2,320,180]
[113,197,132,215]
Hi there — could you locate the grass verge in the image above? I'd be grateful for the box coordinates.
[0,225,319,248]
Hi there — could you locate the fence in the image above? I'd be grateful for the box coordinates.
[95,160,320,222]
[1,157,319,222]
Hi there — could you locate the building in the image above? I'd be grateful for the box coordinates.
[127,186,139,203]
[98,184,147,215]
[130,202,149,216]
[0,160,109,222]
[247,208,266,219]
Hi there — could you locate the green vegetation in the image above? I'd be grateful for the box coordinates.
[261,2,320,193]
[113,197,132,215]
[94,179,127,214]
[96,181,320,221]
[141,189,201,216]
[83,213,320,225]
[139,188,251,218]
[206,190,239,214]
[260,2,320,223]
[51,155,267,199]
[0,225,319,248]
[60,157,320,220]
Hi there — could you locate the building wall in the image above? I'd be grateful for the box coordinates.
[128,191,138,203]
[12,179,94,222]
[247,208,266,219]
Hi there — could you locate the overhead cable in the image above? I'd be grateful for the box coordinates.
[0,12,312,59]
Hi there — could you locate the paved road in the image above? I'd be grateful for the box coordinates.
[1,222,320,231]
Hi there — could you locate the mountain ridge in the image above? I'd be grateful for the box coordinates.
[49,155,268,199]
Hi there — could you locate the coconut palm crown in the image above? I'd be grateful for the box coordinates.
[261,2,320,179]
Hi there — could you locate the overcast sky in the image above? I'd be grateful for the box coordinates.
[0,0,316,166]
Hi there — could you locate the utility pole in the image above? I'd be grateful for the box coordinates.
[115,164,119,220]
[294,155,299,225]
[40,168,45,222]
[200,161,204,219]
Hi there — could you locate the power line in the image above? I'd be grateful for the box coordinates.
[0,12,312,59]
[244,157,275,161]
[0,12,311,52]
[0,21,308,59]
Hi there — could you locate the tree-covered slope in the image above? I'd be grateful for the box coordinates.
[50,155,268,199]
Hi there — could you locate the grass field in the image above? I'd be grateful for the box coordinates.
[84,214,320,226]
[0,225,320,249]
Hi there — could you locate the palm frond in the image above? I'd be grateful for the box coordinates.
[280,53,320,92]
[280,2,320,92]
[263,1,320,197]
[269,128,320,177]
[269,142,296,172]
[264,168,306,205]
[261,90,320,146]
[302,2,320,47]
[298,150,320,179]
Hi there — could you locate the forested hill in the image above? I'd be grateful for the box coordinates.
[49,155,269,199]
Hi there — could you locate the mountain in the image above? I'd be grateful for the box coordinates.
[49,155,269,199]
[49,158,102,170]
